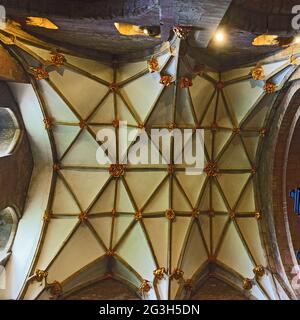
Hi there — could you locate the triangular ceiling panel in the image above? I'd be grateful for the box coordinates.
[198,215,210,253]
[117,61,147,82]
[64,54,113,83]
[52,176,80,214]
[146,86,174,126]
[117,222,156,281]
[217,222,254,278]
[198,181,210,212]
[216,93,234,128]
[211,180,228,211]
[175,172,206,208]
[235,180,256,213]
[241,133,260,163]
[175,88,196,125]
[218,136,252,169]
[49,69,108,119]
[204,130,213,161]
[172,178,192,211]
[143,178,169,213]
[212,215,228,253]
[171,217,191,268]
[214,131,233,159]
[223,80,264,124]
[60,169,110,211]
[37,80,78,122]
[89,93,115,124]
[62,130,100,166]
[217,174,251,210]
[125,171,167,210]
[46,223,105,282]
[36,218,78,270]
[180,221,208,279]
[200,93,216,126]
[117,95,139,126]
[89,179,115,214]
[112,215,135,248]
[115,179,135,213]
[52,125,81,160]
[236,218,267,266]
[189,76,215,122]
[89,216,112,249]
[243,103,269,129]
[143,218,169,268]
[121,72,162,122]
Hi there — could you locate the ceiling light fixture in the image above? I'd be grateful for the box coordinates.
[294,35,300,44]
[214,30,225,44]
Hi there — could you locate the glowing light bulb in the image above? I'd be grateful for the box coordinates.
[294,36,300,44]
[215,30,225,43]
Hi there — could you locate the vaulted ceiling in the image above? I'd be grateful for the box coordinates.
[1,1,300,300]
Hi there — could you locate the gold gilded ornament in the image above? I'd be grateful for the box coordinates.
[253,265,265,278]
[255,211,263,220]
[43,117,54,129]
[229,211,236,219]
[290,55,298,65]
[147,57,159,73]
[180,77,193,88]
[264,82,276,94]
[31,67,49,80]
[79,211,88,222]
[43,210,53,223]
[259,128,267,137]
[34,269,48,282]
[251,64,265,80]
[134,211,143,221]
[192,209,200,218]
[109,83,118,92]
[153,267,166,281]
[160,75,173,86]
[106,250,115,257]
[109,164,125,178]
[171,268,184,280]
[79,120,87,129]
[204,162,219,177]
[243,278,253,290]
[139,280,151,293]
[53,163,61,172]
[50,52,66,66]
[166,209,175,221]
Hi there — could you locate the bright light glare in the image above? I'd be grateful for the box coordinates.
[294,36,300,44]
[215,30,225,43]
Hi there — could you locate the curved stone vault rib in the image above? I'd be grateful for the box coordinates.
[2,30,300,300]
